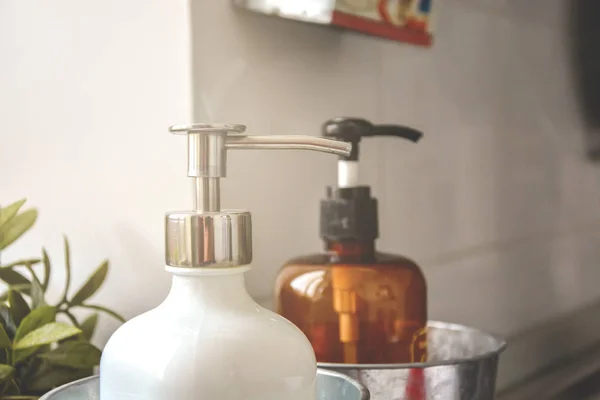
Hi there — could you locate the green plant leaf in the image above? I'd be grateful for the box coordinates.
[38,340,101,369]
[80,314,98,341]
[13,306,56,364]
[41,248,51,292]
[0,268,30,287]
[19,358,51,389]
[2,397,39,399]
[59,237,72,306]
[14,306,56,343]
[0,364,14,381]
[16,353,38,380]
[14,323,81,350]
[0,209,37,251]
[77,304,125,323]
[0,306,17,340]
[25,364,89,392]
[0,349,8,365]
[0,199,26,229]
[0,324,11,349]
[1,377,22,395]
[0,285,32,302]
[8,291,30,326]
[1,259,40,269]
[13,348,34,366]
[28,272,44,310]
[14,343,51,366]
[69,260,108,306]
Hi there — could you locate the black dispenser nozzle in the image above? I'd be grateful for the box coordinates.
[322,117,423,161]
[319,117,424,242]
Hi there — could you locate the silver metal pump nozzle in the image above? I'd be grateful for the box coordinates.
[165,123,352,269]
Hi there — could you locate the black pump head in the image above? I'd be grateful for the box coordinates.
[322,117,423,161]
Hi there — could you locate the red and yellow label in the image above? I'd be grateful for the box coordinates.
[332,0,435,47]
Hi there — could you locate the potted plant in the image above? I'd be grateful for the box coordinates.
[0,199,124,398]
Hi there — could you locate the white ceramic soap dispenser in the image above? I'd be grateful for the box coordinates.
[98,123,352,400]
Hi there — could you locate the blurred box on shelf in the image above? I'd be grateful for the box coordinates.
[234,0,435,47]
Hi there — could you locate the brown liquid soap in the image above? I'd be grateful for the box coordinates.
[275,117,428,365]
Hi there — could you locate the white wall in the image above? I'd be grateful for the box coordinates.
[192,0,600,330]
[191,0,600,388]
[0,0,193,344]
[2,0,600,389]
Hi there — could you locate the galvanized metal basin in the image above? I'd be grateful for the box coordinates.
[40,368,369,400]
[319,321,506,400]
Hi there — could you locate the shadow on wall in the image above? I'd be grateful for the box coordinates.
[570,0,600,161]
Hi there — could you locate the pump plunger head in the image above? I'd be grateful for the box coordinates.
[165,123,352,270]
[322,117,423,161]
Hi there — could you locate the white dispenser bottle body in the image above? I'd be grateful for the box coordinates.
[100,266,316,400]
[99,123,351,399]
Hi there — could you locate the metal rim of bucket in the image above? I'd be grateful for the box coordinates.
[317,368,371,399]
[41,375,97,399]
[318,320,507,370]
[40,369,371,400]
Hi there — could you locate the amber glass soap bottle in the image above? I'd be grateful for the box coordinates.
[275,117,427,365]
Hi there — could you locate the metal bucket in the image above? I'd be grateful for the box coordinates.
[40,368,370,400]
[320,321,507,400]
